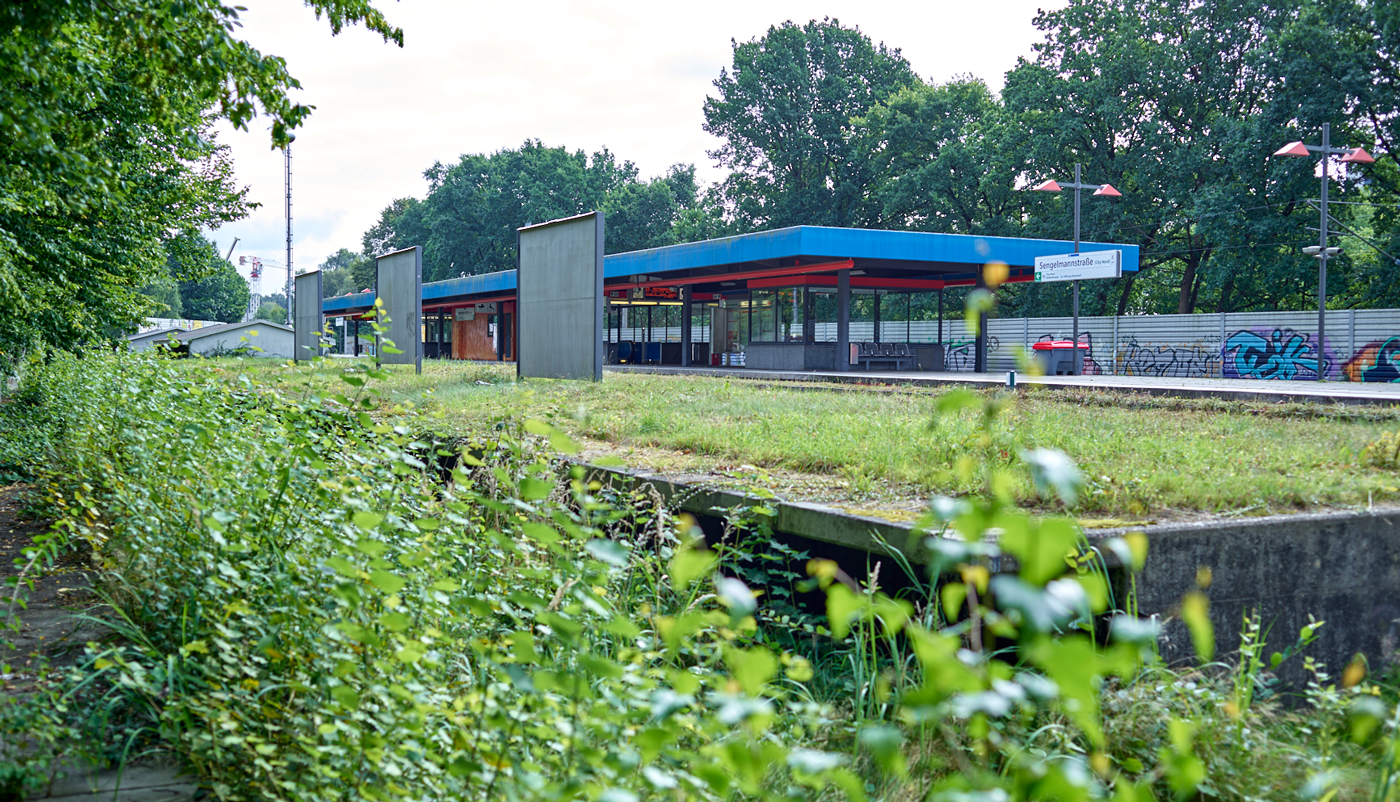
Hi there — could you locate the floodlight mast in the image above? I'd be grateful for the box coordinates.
[1272,122,1375,382]
[1030,163,1121,376]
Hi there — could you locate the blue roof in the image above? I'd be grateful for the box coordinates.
[323,225,1139,313]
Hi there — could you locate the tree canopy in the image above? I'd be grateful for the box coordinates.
[703,18,917,230]
[359,141,709,282]
[0,0,399,356]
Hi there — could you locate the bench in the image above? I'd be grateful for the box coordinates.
[852,342,915,371]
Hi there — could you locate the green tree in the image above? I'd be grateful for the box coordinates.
[0,0,400,353]
[1002,0,1334,316]
[254,302,288,323]
[177,236,251,323]
[703,18,917,232]
[858,78,1029,237]
[318,248,373,297]
[389,141,699,282]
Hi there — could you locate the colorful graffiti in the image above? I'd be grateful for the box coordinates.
[1343,337,1400,383]
[1222,328,1334,381]
[1120,339,1219,378]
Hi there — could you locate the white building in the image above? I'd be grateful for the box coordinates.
[176,321,294,359]
[126,327,187,351]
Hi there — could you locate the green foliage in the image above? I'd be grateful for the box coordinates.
[1364,431,1400,470]
[318,249,374,298]
[253,303,288,324]
[10,349,866,800]
[0,0,400,353]
[5,345,1398,800]
[703,18,917,231]
[365,142,707,281]
[175,236,250,323]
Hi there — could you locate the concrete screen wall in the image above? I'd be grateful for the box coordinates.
[376,247,423,373]
[293,271,322,361]
[517,212,604,381]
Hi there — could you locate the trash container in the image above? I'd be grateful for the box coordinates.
[1031,340,1084,375]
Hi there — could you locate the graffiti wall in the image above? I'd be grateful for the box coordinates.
[1344,337,1400,383]
[1119,339,1219,378]
[940,309,1400,382]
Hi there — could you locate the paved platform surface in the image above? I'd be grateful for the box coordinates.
[609,364,1400,405]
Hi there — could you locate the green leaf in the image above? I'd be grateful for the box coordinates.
[825,583,864,640]
[395,642,426,663]
[330,685,359,710]
[369,569,406,594]
[716,576,757,622]
[352,511,383,530]
[724,645,778,695]
[1181,591,1214,662]
[998,515,1079,586]
[585,538,630,568]
[669,538,717,592]
[934,388,981,418]
[548,430,580,455]
[1021,448,1084,506]
[859,725,906,777]
[519,477,553,501]
[523,418,552,435]
[378,611,411,632]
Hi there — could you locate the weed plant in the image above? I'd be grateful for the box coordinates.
[0,343,1396,801]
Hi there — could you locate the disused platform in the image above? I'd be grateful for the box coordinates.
[608,364,1400,406]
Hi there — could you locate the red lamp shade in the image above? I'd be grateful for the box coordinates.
[1093,183,1122,197]
[1031,179,1061,192]
[1273,141,1311,157]
[1340,147,1375,164]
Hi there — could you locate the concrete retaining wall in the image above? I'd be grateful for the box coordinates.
[1097,510,1400,687]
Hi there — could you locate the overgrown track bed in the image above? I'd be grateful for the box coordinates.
[213,359,1400,521]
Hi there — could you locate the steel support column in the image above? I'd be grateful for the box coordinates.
[681,286,693,366]
[837,269,851,372]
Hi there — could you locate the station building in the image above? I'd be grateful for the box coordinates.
[322,225,1138,372]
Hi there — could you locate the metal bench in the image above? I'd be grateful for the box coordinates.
[853,342,914,370]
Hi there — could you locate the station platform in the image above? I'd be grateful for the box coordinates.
[607,364,1400,405]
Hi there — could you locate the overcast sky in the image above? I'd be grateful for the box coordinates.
[212,0,1063,290]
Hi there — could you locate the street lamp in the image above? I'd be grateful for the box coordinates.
[1031,163,1121,375]
[1272,122,1373,381]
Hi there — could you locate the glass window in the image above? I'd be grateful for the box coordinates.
[753,290,776,342]
[723,297,750,352]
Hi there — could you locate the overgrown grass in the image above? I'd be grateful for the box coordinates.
[209,358,1400,518]
[2,350,1397,801]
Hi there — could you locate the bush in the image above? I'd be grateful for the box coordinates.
[5,349,1395,801]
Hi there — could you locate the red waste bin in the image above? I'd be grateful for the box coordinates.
[1031,340,1084,375]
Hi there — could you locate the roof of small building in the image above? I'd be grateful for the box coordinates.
[175,320,292,341]
[127,326,186,341]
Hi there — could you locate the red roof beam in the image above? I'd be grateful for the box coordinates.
[608,258,855,291]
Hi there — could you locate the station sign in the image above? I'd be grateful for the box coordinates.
[605,287,717,302]
[1033,250,1122,283]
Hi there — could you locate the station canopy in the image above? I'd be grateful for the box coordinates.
[322,225,1140,315]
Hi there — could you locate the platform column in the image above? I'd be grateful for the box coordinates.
[680,286,692,366]
[837,268,851,372]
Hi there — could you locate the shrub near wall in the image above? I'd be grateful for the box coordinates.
[10,350,1396,801]
[11,351,871,800]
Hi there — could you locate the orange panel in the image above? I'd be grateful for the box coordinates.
[453,314,512,361]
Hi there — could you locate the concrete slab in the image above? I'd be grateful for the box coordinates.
[609,364,1400,405]
[39,759,196,801]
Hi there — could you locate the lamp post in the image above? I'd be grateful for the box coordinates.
[284,134,296,327]
[1272,123,1374,381]
[1031,163,1121,375]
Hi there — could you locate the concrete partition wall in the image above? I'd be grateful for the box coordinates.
[517,212,604,381]
[293,271,322,361]
[376,246,423,373]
